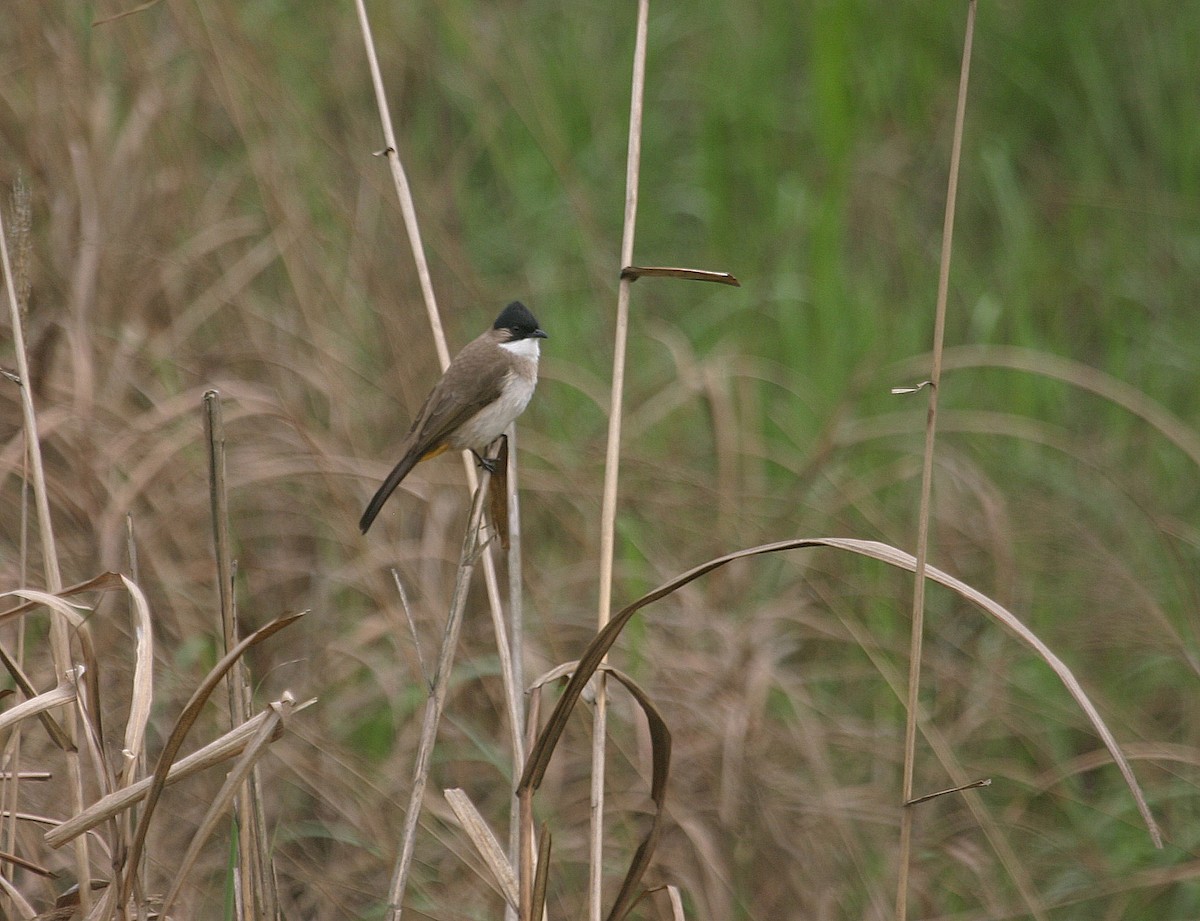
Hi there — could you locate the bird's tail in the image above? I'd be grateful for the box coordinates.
[359,450,423,534]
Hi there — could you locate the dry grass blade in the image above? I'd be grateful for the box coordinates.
[666,885,685,921]
[905,777,992,807]
[0,640,71,751]
[0,849,55,878]
[444,787,518,909]
[488,436,511,550]
[520,660,671,921]
[519,537,1161,848]
[0,573,124,628]
[158,694,294,920]
[45,699,314,849]
[531,821,551,921]
[0,679,76,737]
[119,611,306,904]
[2,589,104,773]
[595,666,670,921]
[0,872,36,921]
[619,266,740,286]
[0,587,104,745]
[118,575,153,789]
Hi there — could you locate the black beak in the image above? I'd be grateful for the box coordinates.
[532,328,548,339]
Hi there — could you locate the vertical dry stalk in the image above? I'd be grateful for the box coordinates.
[351,0,447,369]
[203,393,248,721]
[353,0,526,803]
[203,391,275,921]
[504,424,527,921]
[0,180,92,913]
[591,2,650,918]
[895,3,977,920]
[385,473,493,921]
[2,178,32,902]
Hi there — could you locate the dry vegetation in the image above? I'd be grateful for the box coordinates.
[1,2,1198,920]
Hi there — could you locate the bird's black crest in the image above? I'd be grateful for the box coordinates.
[493,301,547,339]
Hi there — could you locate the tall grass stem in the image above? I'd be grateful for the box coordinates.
[204,391,273,920]
[896,4,977,919]
[352,0,528,894]
[0,176,91,914]
[385,474,492,921]
[592,2,650,919]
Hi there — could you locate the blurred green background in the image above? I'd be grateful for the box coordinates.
[2,0,1198,918]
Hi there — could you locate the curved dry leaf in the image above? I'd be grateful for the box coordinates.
[519,537,1162,850]
[119,575,154,787]
[445,787,518,909]
[3,587,104,758]
[521,658,671,921]
[927,345,1200,470]
[599,666,671,921]
[119,611,306,903]
[0,871,37,920]
[0,674,77,736]
[158,695,293,920]
[0,573,123,627]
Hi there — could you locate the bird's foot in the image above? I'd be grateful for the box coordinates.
[472,435,507,474]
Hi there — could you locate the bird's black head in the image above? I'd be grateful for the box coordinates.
[494,301,548,340]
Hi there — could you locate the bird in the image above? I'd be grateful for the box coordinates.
[359,301,547,534]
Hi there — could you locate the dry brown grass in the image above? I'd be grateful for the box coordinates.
[1,4,1196,921]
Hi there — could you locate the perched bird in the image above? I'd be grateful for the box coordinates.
[359,301,547,534]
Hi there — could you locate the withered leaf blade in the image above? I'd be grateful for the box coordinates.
[487,435,510,550]
[620,265,740,286]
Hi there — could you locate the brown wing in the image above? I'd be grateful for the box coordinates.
[359,334,506,533]
[403,334,508,458]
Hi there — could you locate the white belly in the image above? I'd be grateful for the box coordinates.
[450,337,539,451]
[450,362,538,451]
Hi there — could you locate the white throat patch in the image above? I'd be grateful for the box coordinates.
[500,337,541,359]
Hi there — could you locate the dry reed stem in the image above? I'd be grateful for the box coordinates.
[117,575,153,791]
[353,0,526,843]
[504,424,528,917]
[896,4,976,920]
[203,390,276,921]
[384,473,492,921]
[351,0,447,369]
[0,164,92,913]
[592,3,650,918]
[531,822,551,921]
[2,178,32,905]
